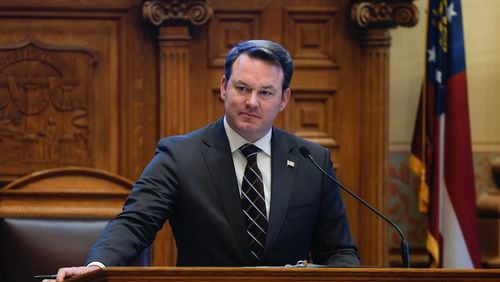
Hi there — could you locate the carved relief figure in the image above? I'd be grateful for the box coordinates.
[0,40,96,176]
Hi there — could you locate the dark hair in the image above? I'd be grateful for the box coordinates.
[223,40,294,91]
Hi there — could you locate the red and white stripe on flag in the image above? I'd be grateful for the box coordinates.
[409,0,481,268]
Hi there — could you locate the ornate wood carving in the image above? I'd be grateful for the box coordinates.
[351,0,419,28]
[0,39,97,178]
[143,0,212,27]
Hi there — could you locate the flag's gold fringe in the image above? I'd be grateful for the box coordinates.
[409,154,429,213]
[409,153,422,175]
[427,231,440,268]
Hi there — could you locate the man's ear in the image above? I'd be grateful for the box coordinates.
[280,88,291,111]
[220,75,227,101]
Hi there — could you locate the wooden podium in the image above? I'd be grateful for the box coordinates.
[68,267,500,282]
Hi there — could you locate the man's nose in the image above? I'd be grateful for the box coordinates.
[246,91,259,107]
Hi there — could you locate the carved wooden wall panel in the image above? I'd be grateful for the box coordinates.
[0,1,158,183]
[285,91,338,149]
[283,7,339,68]
[208,10,262,67]
[0,40,96,176]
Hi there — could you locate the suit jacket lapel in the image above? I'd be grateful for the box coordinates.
[200,119,251,262]
[264,128,297,255]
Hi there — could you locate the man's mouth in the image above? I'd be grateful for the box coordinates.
[240,112,259,119]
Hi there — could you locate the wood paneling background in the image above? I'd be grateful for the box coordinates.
[0,0,419,267]
[0,0,158,183]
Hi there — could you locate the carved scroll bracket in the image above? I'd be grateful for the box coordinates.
[143,0,212,27]
[351,0,419,29]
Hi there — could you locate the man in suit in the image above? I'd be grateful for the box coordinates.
[52,39,359,281]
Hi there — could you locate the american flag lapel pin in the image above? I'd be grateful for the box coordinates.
[287,160,295,168]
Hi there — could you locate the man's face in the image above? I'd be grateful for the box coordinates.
[220,54,291,142]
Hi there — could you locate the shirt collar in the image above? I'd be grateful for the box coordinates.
[223,115,272,156]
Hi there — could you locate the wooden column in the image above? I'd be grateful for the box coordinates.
[351,0,418,266]
[142,0,212,266]
[359,27,392,266]
[143,0,211,137]
[158,26,191,136]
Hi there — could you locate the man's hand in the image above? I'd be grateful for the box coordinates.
[42,265,100,282]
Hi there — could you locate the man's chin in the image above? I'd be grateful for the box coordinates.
[237,124,257,134]
[234,122,261,140]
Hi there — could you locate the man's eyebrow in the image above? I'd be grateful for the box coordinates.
[234,80,249,85]
[260,85,276,90]
[234,80,277,90]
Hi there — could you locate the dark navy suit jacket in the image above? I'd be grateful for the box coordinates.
[86,118,359,266]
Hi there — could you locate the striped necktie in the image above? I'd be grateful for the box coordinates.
[239,143,268,265]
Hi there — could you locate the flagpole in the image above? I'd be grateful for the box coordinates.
[419,0,430,213]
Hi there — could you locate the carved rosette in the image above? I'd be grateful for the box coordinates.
[143,0,212,26]
[351,0,419,29]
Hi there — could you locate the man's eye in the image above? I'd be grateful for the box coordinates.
[236,86,250,92]
[260,91,273,97]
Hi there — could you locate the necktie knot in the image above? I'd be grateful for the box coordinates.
[239,144,260,163]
